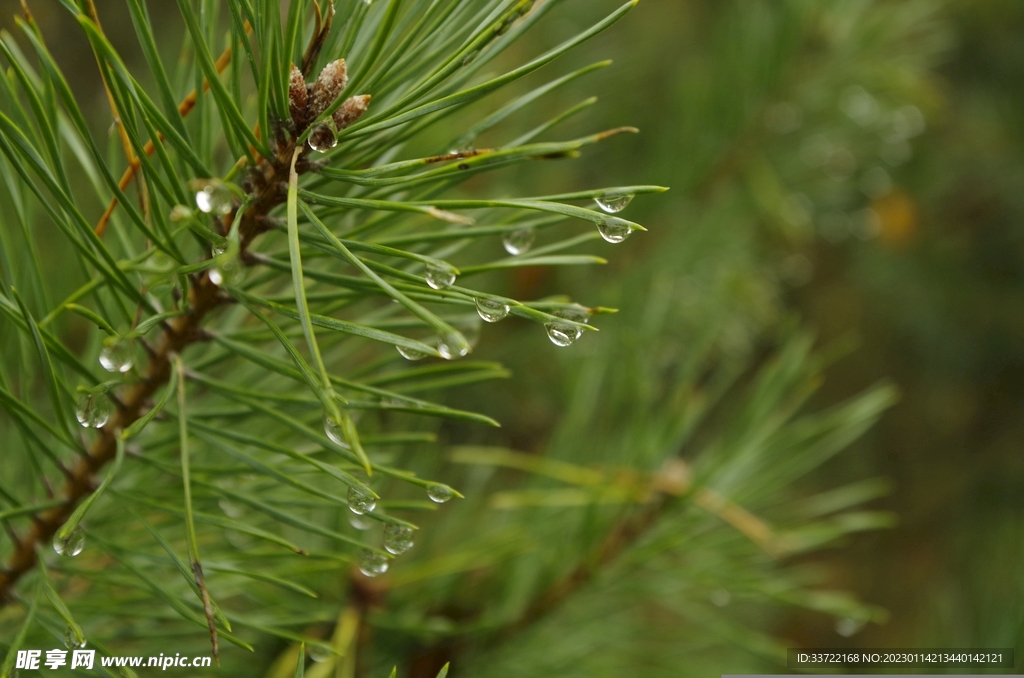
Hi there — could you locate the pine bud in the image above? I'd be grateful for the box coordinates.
[288,64,309,127]
[309,59,348,119]
[333,94,371,131]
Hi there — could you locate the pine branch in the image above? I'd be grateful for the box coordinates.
[0,128,300,604]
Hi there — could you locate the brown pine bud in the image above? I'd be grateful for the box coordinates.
[309,58,348,119]
[333,94,371,131]
[288,64,309,127]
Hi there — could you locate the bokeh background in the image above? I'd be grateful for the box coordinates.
[2,0,1023,670]
[451,0,1024,656]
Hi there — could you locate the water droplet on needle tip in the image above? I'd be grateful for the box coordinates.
[348,486,377,515]
[358,549,388,577]
[53,527,85,557]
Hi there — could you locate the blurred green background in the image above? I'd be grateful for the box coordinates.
[499,0,1024,655]
[2,0,1023,669]
[443,0,1024,656]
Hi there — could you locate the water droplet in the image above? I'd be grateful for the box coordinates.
[383,524,414,555]
[347,486,377,515]
[475,297,510,323]
[502,227,534,255]
[194,183,233,215]
[307,123,338,152]
[424,262,457,290]
[349,514,374,530]
[436,332,470,360]
[544,306,588,347]
[544,321,582,347]
[396,345,427,361]
[53,527,85,557]
[209,254,245,287]
[99,338,134,373]
[461,48,480,66]
[307,645,332,663]
[357,549,389,577]
[323,414,349,448]
[426,484,454,503]
[596,218,633,244]
[75,392,112,429]
[63,625,86,650]
[594,193,633,213]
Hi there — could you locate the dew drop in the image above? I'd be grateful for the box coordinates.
[307,645,332,663]
[396,345,427,361]
[475,297,510,323]
[209,254,245,287]
[357,549,389,577]
[424,262,457,290]
[347,486,377,515]
[99,338,134,373]
[437,332,470,360]
[63,625,86,650]
[194,183,234,216]
[383,524,414,555]
[544,306,588,348]
[323,413,350,448]
[461,48,480,66]
[502,227,534,255]
[53,527,85,557]
[426,484,454,503]
[594,193,633,214]
[349,514,374,530]
[596,218,634,244]
[544,321,582,347]
[307,123,338,152]
[75,392,112,429]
